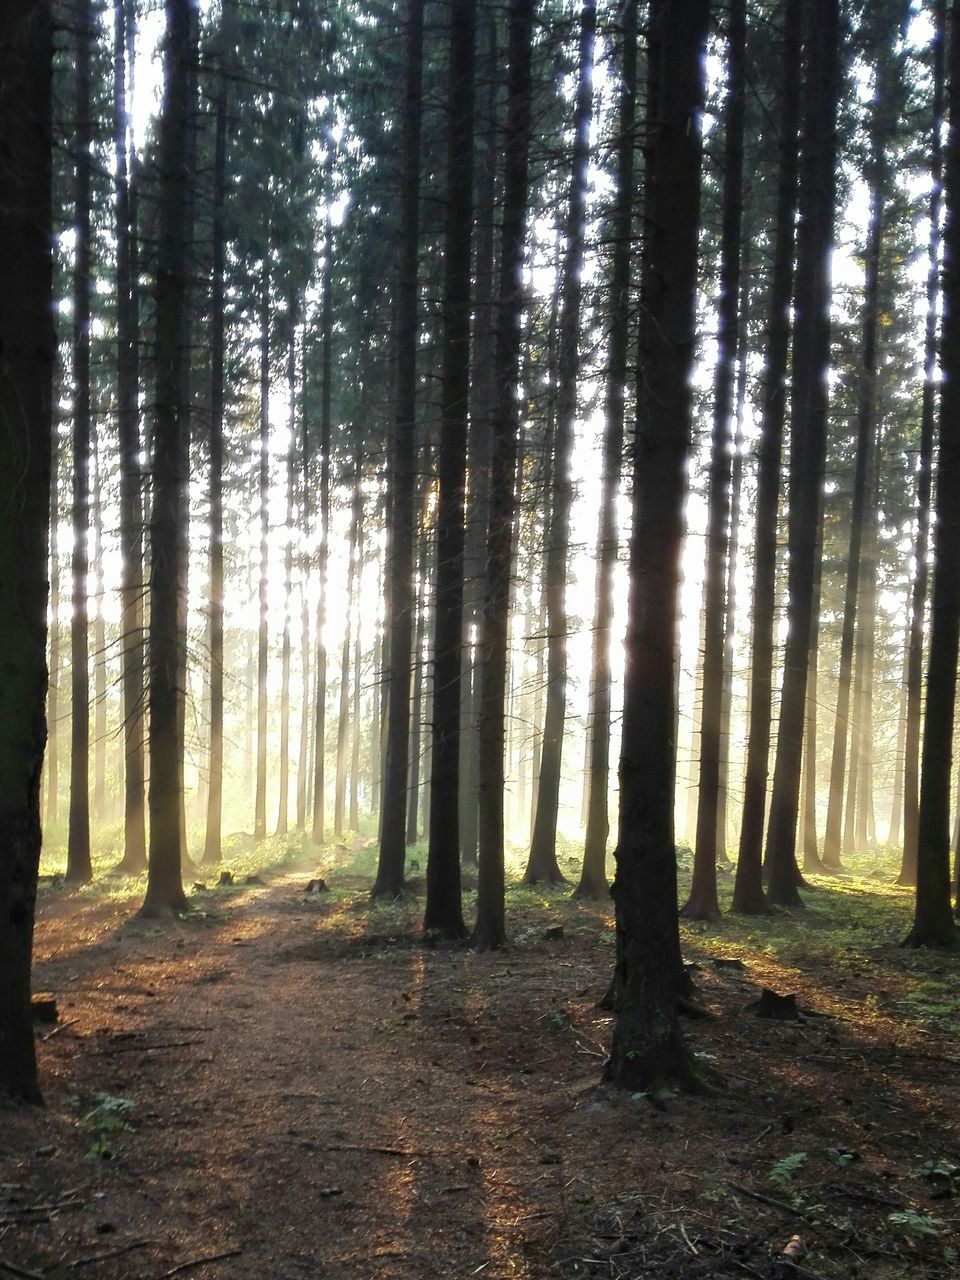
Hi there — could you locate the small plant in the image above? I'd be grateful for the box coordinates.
[887,1209,944,1242]
[769,1151,807,1192]
[79,1093,135,1159]
[920,1158,960,1198]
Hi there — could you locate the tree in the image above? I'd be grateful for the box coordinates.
[822,1,909,870]
[900,0,945,888]
[0,0,54,1103]
[577,0,637,902]
[114,0,147,873]
[683,0,746,920]
[202,64,228,867]
[373,0,424,900]
[66,0,94,885]
[525,0,596,885]
[254,258,271,841]
[276,289,300,837]
[311,189,334,847]
[140,0,198,918]
[763,0,841,908]
[605,0,709,1092]
[424,0,476,939]
[905,0,960,950]
[473,0,535,952]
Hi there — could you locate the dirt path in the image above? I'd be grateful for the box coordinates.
[3,864,960,1279]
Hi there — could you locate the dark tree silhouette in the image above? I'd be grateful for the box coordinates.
[905,0,960,950]
[473,0,535,952]
[605,0,709,1092]
[424,0,476,939]
[763,0,841,908]
[0,0,54,1103]
[373,0,424,899]
[140,0,197,918]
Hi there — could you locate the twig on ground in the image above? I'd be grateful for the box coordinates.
[727,1183,818,1225]
[42,1017,80,1041]
[323,1143,430,1159]
[157,1248,242,1277]
[730,1261,767,1280]
[828,1185,900,1209]
[678,1221,699,1255]
[87,1040,203,1056]
[69,1239,156,1268]
[0,1257,44,1280]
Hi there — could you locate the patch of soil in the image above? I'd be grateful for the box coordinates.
[2,867,959,1279]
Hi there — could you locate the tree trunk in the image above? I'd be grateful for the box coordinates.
[605,0,709,1092]
[0,0,54,1103]
[460,12,499,871]
[473,0,535,952]
[254,260,270,841]
[311,212,334,847]
[67,0,94,885]
[763,0,841,909]
[114,0,146,872]
[801,619,825,873]
[424,0,476,938]
[525,0,596,885]
[904,0,960,949]
[47,419,61,826]
[888,622,910,848]
[900,0,945,887]
[276,291,299,838]
[373,0,424,899]
[335,458,362,838]
[350,611,362,833]
[684,0,745,920]
[855,452,881,851]
[140,0,196,917]
[406,527,429,845]
[202,68,227,867]
[733,0,801,914]
[92,436,107,822]
[715,250,750,863]
[577,0,637,901]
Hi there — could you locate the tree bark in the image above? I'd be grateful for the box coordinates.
[276,291,299,837]
[525,0,596,885]
[0,0,54,1103]
[605,0,709,1092]
[763,0,841,908]
[202,67,227,867]
[253,261,271,841]
[577,0,637,901]
[424,0,476,938]
[114,0,146,873]
[406,524,429,845]
[67,0,94,885]
[683,0,745,920]
[373,0,424,899]
[732,0,801,914]
[473,0,535,952]
[311,206,334,847]
[900,0,945,886]
[140,0,196,917]
[904,0,960,948]
[335,455,362,838]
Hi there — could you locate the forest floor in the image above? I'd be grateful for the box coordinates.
[3,837,960,1280]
